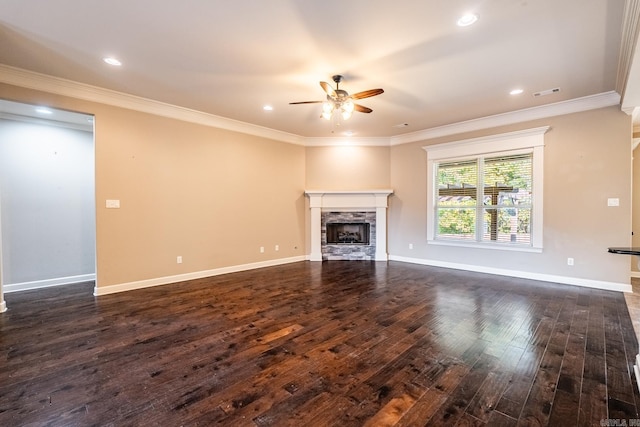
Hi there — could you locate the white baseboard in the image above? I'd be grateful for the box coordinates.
[93,253,633,296]
[4,273,96,293]
[0,300,6,313]
[389,255,632,293]
[94,256,306,296]
[635,354,640,393]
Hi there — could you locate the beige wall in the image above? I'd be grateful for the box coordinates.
[0,82,634,292]
[1,84,306,289]
[303,145,391,255]
[305,145,391,190]
[389,106,633,284]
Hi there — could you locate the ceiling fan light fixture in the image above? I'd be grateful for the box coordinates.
[322,101,335,120]
[290,74,383,124]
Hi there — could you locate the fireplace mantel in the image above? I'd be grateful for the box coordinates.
[305,190,393,261]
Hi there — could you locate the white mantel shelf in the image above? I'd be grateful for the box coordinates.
[305,190,394,262]
[305,190,394,194]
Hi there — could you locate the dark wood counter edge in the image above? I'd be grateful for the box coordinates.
[608,247,640,255]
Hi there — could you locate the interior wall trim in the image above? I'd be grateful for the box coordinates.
[93,256,306,296]
[617,0,640,97]
[0,64,304,146]
[0,65,623,148]
[0,301,6,313]
[0,112,93,132]
[390,91,621,145]
[4,273,97,293]
[389,255,632,293]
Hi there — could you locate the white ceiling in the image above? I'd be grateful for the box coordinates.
[0,0,638,139]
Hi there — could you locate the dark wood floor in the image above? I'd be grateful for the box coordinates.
[1,261,639,426]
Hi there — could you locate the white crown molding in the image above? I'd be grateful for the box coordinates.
[304,136,391,147]
[390,91,621,145]
[0,65,623,147]
[0,64,305,145]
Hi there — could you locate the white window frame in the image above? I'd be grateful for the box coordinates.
[423,126,549,253]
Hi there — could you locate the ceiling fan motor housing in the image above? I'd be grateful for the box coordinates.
[335,89,349,99]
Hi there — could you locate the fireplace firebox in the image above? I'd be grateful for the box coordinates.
[326,223,370,245]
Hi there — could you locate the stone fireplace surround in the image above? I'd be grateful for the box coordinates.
[322,211,376,260]
[305,190,393,261]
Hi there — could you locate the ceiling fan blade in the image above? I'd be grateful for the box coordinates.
[354,104,373,113]
[289,100,324,104]
[320,81,337,98]
[351,88,384,100]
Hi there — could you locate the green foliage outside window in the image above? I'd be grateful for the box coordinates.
[436,154,532,244]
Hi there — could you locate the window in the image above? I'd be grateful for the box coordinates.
[436,153,532,244]
[424,127,548,252]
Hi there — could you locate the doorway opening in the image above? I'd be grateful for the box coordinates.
[0,99,96,311]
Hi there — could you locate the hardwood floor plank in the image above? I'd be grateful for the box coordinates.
[463,345,524,422]
[0,261,637,426]
[393,389,448,426]
[485,410,518,427]
[516,345,565,426]
[425,353,499,426]
[578,378,608,426]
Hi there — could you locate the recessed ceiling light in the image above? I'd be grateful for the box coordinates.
[263,105,273,111]
[103,57,122,66]
[344,131,355,137]
[457,13,478,27]
[35,107,53,115]
[510,89,524,95]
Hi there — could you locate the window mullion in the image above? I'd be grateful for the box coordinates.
[476,157,484,242]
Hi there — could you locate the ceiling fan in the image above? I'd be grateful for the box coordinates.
[290,75,384,121]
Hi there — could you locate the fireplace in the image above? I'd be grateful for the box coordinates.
[327,222,370,245]
[305,190,393,261]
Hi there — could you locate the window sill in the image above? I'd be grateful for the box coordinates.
[427,239,543,253]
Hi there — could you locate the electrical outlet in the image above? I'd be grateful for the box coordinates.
[409,243,414,250]
[177,256,183,264]
[106,199,120,208]
[275,245,279,251]
[260,246,265,253]
[567,257,574,266]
